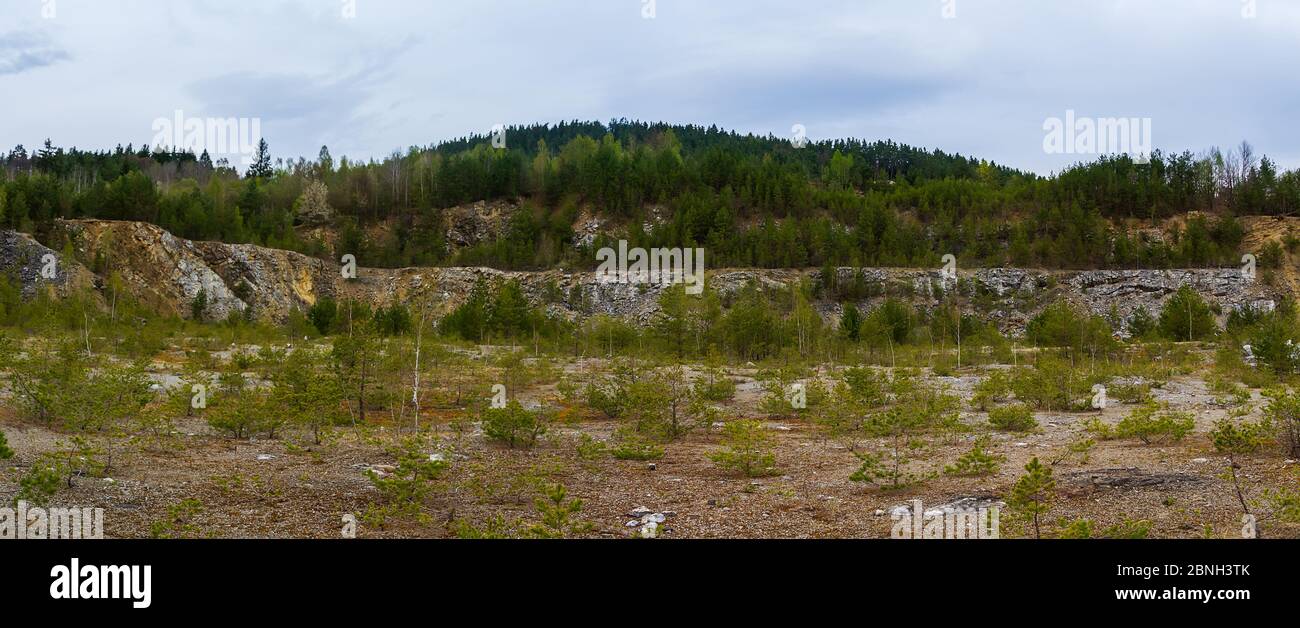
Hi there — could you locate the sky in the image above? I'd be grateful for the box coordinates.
[1,0,1298,175]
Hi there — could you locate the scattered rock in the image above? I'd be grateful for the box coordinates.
[1065,468,1207,489]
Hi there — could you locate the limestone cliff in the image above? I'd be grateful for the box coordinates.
[0,219,1283,336]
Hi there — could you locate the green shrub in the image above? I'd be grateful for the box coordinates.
[16,461,63,506]
[1008,457,1055,539]
[0,430,13,460]
[944,437,1004,477]
[1010,358,1093,412]
[988,404,1038,432]
[611,432,664,460]
[149,498,205,539]
[482,400,547,448]
[709,420,779,477]
[1115,402,1194,445]
[206,390,267,439]
[694,369,736,402]
[1208,377,1251,407]
[1025,301,1114,353]
[971,370,1011,410]
[367,437,449,516]
[842,366,886,406]
[1057,517,1150,539]
[1082,417,1118,440]
[1263,389,1300,457]
[1210,418,1272,456]
[575,433,608,460]
[527,484,593,539]
[584,380,627,419]
[1107,381,1152,404]
[1158,285,1217,341]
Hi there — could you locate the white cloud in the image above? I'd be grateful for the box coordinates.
[0,0,1295,174]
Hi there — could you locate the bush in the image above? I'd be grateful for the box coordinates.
[842,366,886,406]
[971,370,1011,410]
[1025,301,1114,353]
[1127,307,1156,339]
[1008,457,1055,539]
[307,297,338,335]
[207,390,268,439]
[527,484,593,539]
[636,371,720,441]
[482,400,547,449]
[694,369,736,402]
[16,461,62,506]
[709,420,779,477]
[584,380,627,419]
[1249,311,1300,375]
[1115,402,1194,445]
[575,433,608,460]
[944,437,1004,477]
[1010,358,1093,412]
[1158,285,1217,341]
[988,404,1038,432]
[367,437,449,515]
[1058,517,1151,539]
[1108,381,1152,404]
[1263,390,1300,457]
[610,433,664,461]
[0,430,13,460]
[1210,418,1272,457]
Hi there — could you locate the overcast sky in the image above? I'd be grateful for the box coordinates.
[2,0,1297,175]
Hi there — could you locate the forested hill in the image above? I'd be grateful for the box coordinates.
[2,121,1298,273]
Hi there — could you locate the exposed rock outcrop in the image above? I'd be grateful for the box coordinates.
[0,230,101,302]
[1,219,1283,336]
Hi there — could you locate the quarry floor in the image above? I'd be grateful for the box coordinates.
[2,350,1299,539]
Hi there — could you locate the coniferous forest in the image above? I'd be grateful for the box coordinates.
[4,122,1294,272]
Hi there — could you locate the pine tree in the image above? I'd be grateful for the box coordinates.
[840,303,862,342]
[489,280,529,339]
[246,138,273,179]
[1008,457,1055,539]
[1158,284,1216,341]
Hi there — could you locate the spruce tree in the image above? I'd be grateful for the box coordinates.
[1009,457,1055,539]
[246,138,273,179]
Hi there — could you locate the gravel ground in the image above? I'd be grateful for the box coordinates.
[3,360,1299,539]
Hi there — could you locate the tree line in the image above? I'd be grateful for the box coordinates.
[3,124,1296,272]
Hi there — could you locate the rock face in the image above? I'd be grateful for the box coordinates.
[0,230,100,301]
[1066,268,1274,327]
[3,219,1284,335]
[443,200,517,250]
[56,221,250,321]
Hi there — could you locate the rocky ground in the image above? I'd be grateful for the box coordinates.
[3,346,1297,539]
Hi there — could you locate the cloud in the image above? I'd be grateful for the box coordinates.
[0,30,69,75]
[2,1,1299,174]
